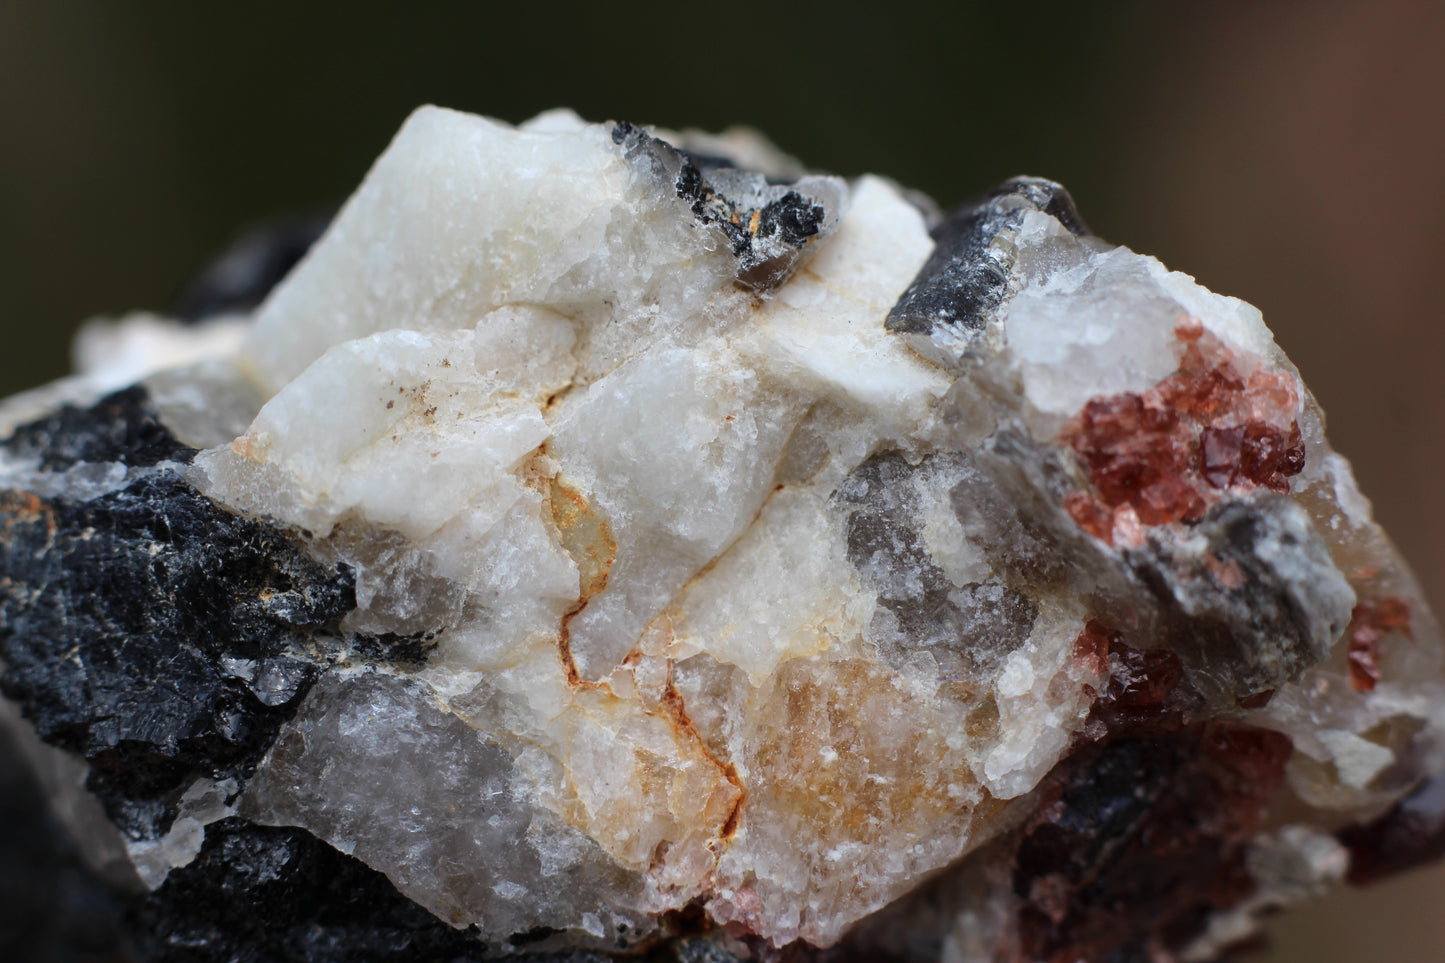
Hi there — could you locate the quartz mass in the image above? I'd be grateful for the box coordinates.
[1,107,1441,963]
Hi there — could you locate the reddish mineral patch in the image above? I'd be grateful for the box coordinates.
[1015,623,1291,961]
[1012,722,1292,962]
[1075,620,1187,740]
[1063,320,1305,545]
[1345,596,1413,692]
[1070,619,1112,680]
[1340,772,1445,886]
[1009,622,1296,960]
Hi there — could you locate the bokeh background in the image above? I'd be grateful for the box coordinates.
[1,1,1442,960]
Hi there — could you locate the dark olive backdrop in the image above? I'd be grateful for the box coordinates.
[2,2,1443,961]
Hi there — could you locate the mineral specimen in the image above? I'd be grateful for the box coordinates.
[1,106,1441,963]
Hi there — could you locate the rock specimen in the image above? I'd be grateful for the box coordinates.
[1,106,1442,962]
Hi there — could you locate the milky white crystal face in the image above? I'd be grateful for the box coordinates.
[8,105,1442,961]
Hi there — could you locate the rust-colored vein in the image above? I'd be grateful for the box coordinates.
[545,470,744,841]
[556,598,601,690]
[549,473,616,690]
[660,669,746,843]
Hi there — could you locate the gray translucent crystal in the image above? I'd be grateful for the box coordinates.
[243,671,648,945]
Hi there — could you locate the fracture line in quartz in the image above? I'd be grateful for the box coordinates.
[553,596,747,874]
[551,494,749,853]
[556,599,602,691]
[659,669,747,845]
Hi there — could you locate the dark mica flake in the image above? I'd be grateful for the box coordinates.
[0,470,355,841]
[886,176,1089,343]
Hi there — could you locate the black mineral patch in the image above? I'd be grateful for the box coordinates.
[0,724,134,963]
[1,385,194,472]
[133,818,737,963]
[1339,770,1445,885]
[132,817,492,963]
[610,121,839,293]
[1012,723,1290,962]
[886,176,1089,341]
[1126,494,1351,707]
[755,190,826,246]
[0,470,355,841]
[171,212,332,324]
[349,630,441,667]
[1012,737,1174,902]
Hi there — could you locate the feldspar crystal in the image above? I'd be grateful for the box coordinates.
[1,106,1442,963]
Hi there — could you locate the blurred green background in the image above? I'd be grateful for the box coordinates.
[2,1,1443,960]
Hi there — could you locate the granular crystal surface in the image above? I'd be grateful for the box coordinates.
[1,107,1442,963]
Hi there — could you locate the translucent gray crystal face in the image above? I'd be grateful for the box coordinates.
[1,106,1441,963]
